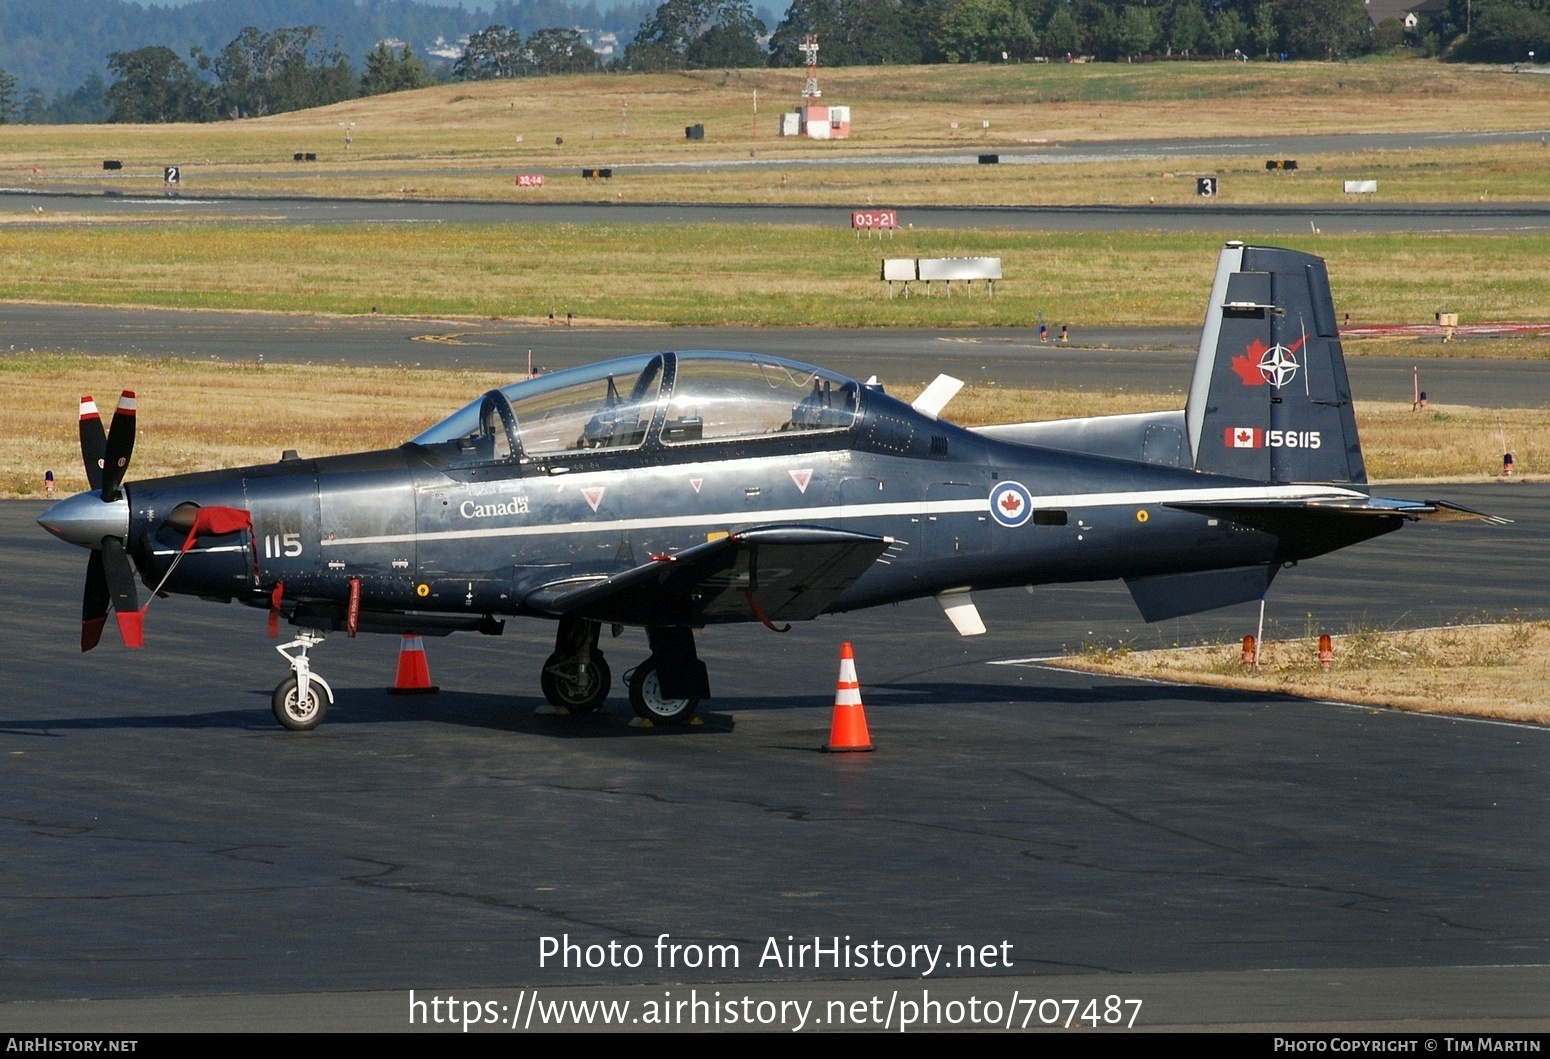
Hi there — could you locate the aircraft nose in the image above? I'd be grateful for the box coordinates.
[37,490,130,549]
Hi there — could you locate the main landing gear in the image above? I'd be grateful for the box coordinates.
[539,618,709,725]
[624,657,699,725]
[540,617,610,714]
[273,629,335,731]
[625,625,709,725]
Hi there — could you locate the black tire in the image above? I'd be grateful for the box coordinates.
[627,657,698,725]
[272,676,327,731]
[540,651,611,713]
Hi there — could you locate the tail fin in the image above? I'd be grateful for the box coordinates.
[1186,242,1366,485]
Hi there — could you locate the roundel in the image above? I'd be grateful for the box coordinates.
[989,481,1033,528]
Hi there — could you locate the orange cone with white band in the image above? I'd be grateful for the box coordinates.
[388,633,439,694]
[824,642,874,752]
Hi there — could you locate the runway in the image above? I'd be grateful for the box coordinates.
[9,189,1550,235]
[3,482,1547,1031]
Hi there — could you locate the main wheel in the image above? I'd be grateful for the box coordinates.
[272,676,327,731]
[626,658,699,725]
[540,652,611,713]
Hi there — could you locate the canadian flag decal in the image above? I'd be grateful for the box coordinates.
[1226,426,1263,448]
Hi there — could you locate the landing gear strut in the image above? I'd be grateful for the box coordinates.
[540,617,610,713]
[272,629,335,731]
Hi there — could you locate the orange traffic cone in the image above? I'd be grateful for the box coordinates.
[387,633,439,694]
[824,642,874,753]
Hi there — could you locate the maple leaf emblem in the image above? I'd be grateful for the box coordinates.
[999,492,1023,514]
[1232,340,1269,386]
[1236,429,1253,444]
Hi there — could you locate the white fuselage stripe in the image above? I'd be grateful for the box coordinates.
[318,484,1366,548]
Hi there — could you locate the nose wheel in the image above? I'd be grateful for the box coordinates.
[273,629,334,731]
[273,675,328,731]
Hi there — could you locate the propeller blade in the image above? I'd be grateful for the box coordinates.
[101,537,143,649]
[79,396,105,492]
[100,391,136,501]
[82,550,109,652]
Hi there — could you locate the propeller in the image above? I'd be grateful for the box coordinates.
[45,392,142,651]
[42,390,254,653]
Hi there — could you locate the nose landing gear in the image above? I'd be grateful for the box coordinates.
[273,629,335,731]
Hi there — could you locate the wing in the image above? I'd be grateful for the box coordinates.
[520,526,892,627]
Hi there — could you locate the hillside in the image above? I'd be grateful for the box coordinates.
[0,0,653,99]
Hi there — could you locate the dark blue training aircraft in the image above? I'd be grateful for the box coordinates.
[38,242,1498,730]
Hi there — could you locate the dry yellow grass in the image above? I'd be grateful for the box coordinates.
[1056,621,1550,725]
[1358,402,1545,479]
[5,355,1544,497]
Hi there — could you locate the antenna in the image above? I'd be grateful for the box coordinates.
[800,35,820,100]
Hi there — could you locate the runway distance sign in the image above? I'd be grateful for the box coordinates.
[852,210,899,230]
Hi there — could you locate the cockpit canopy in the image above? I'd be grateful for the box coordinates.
[411,351,861,462]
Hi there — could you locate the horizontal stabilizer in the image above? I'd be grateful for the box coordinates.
[1126,565,1274,623]
[523,526,891,627]
[1169,495,1510,525]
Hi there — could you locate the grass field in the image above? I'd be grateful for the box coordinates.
[4,224,1550,329]
[1057,619,1550,724]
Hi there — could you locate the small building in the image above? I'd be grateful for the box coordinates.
[781,104,851,140]
[1363,0,1446,34]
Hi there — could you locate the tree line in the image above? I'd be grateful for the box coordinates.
[669,0,1544,70]
[429,0,1550,82]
